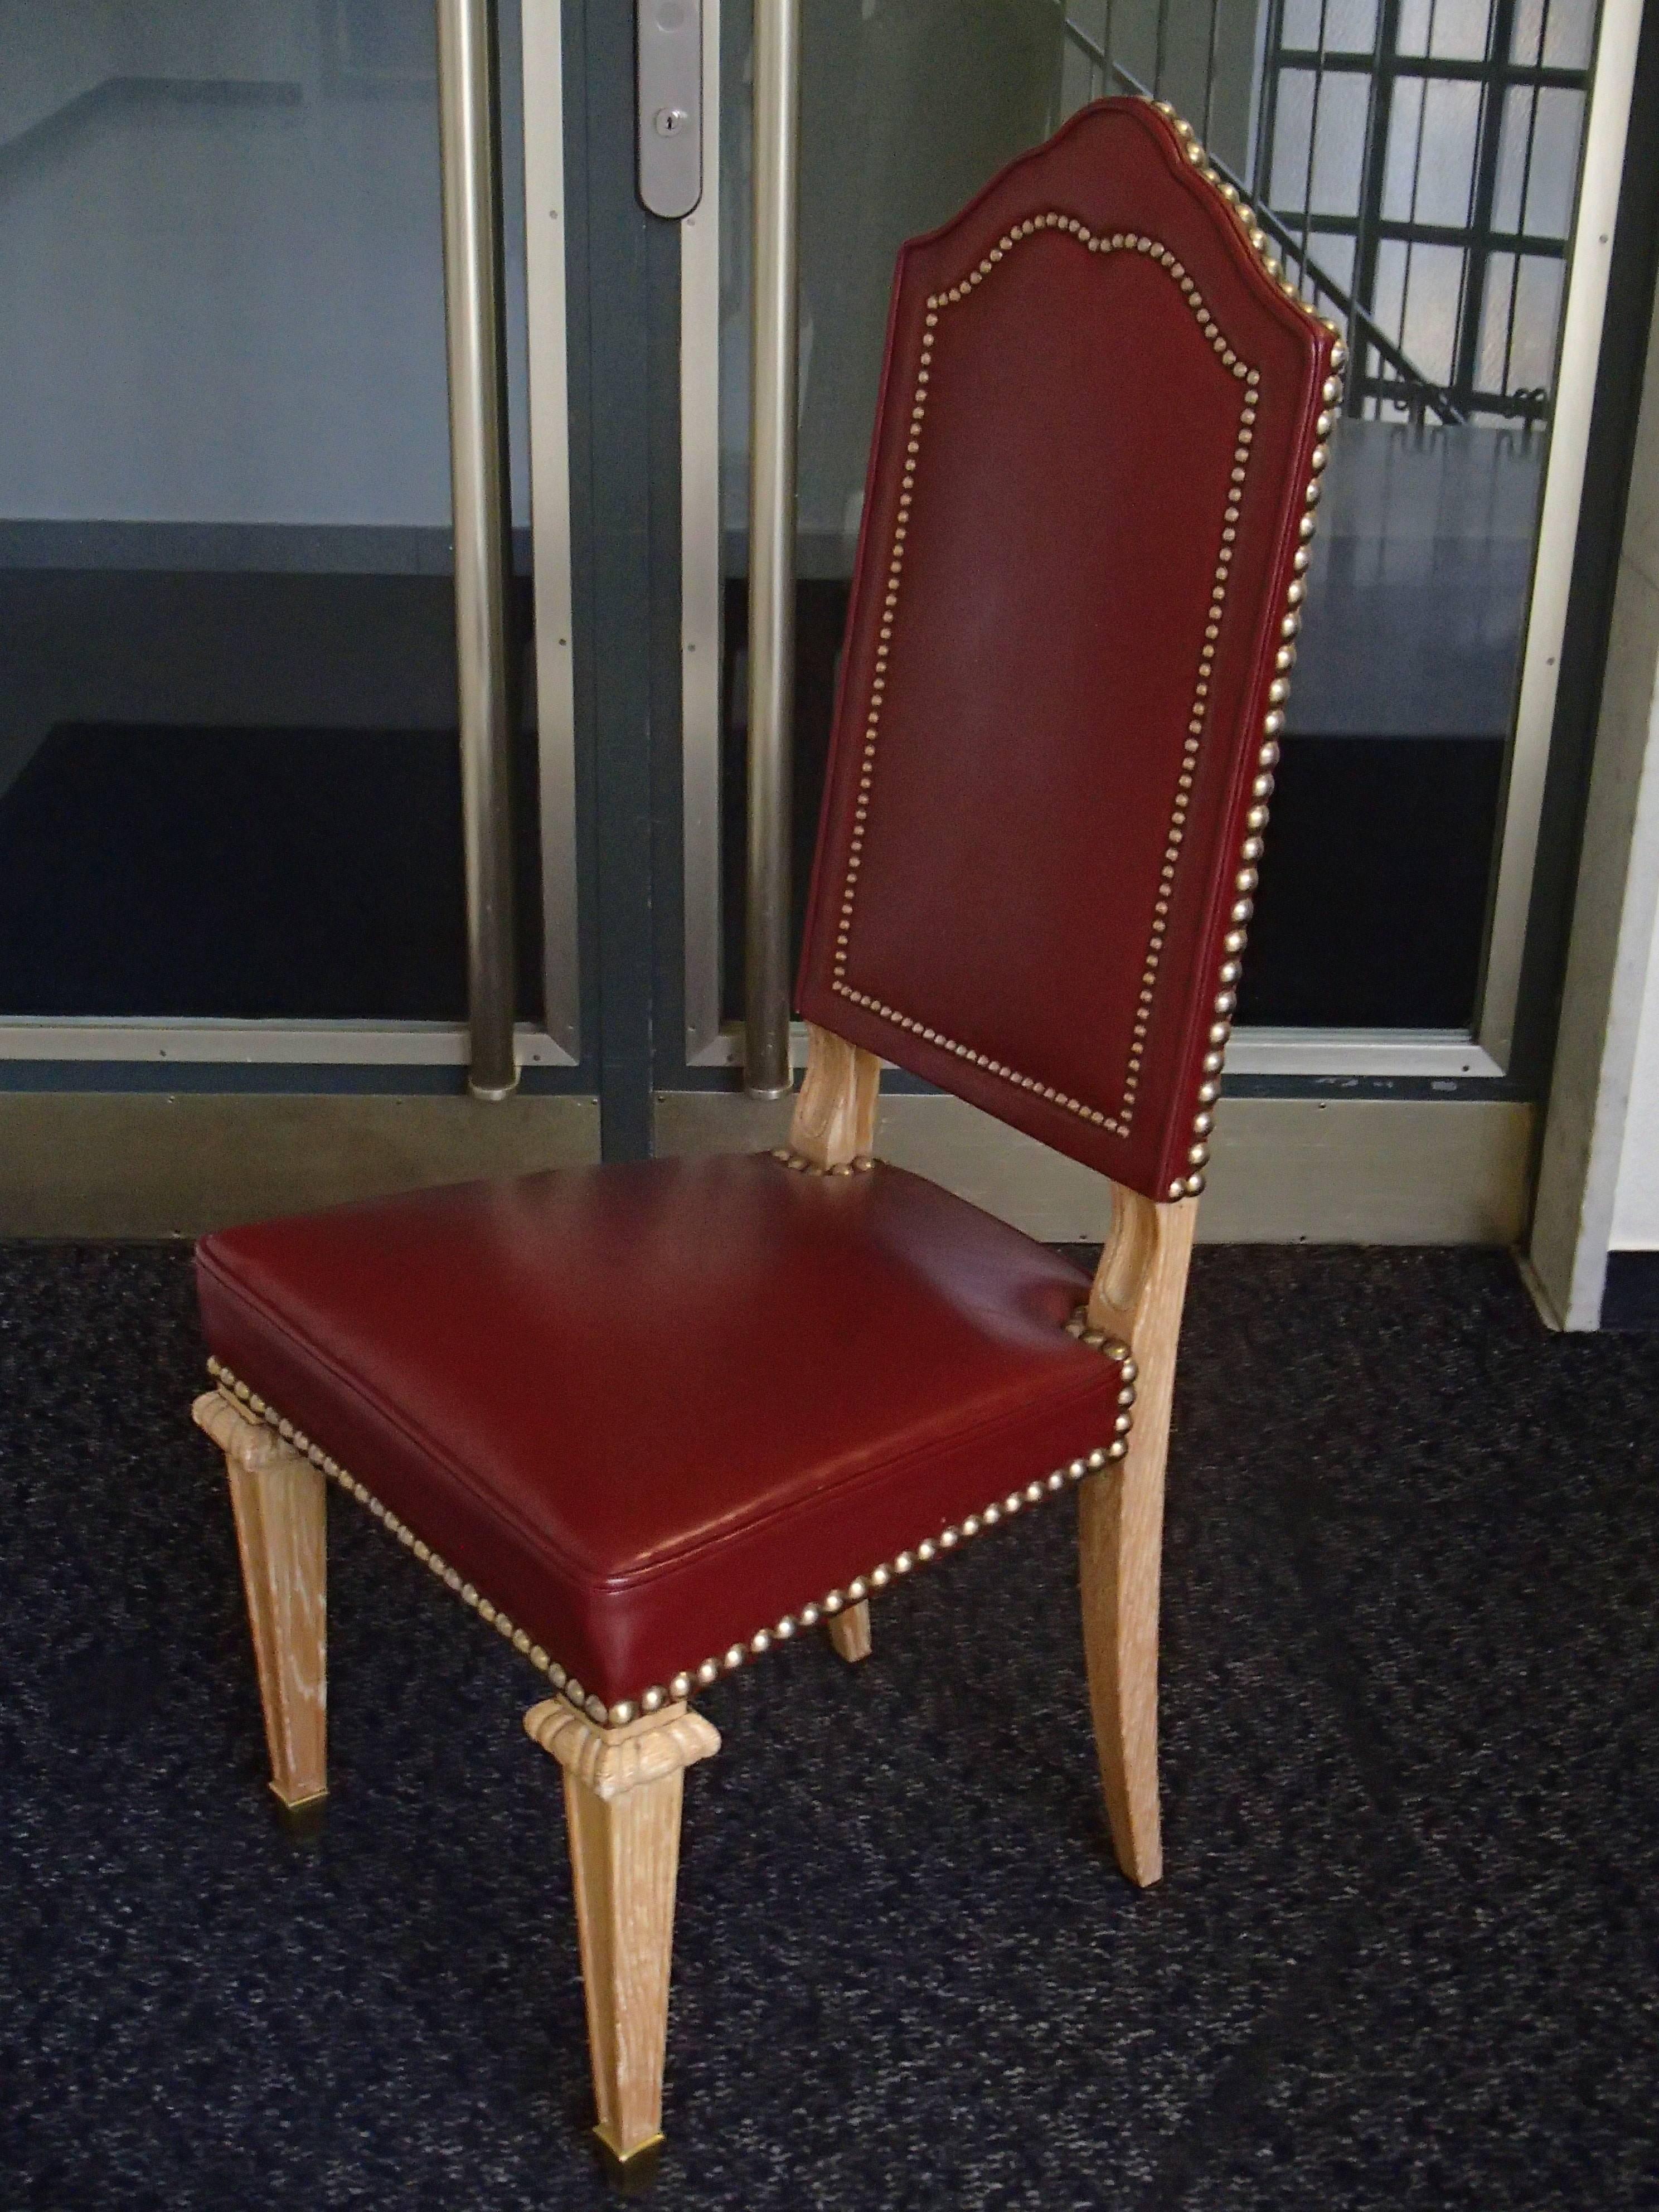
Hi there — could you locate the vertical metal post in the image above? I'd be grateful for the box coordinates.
[744,0,802,1099]
[681,0,726,1065]
[521,0,581,1067]
[438,0,519,1100]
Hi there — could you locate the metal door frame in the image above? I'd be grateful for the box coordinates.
[677,0,1643,1086]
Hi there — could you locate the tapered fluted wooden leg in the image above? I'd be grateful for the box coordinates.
[192,1390,327,1812]
[526,1700,720,2167]
[827,1599,872,1663]
[1078,1189,1196,1887]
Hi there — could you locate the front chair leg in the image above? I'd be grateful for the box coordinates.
[192,1389,328,1815]
[1077,1189,1196,1888]
[526,1699,720,2169]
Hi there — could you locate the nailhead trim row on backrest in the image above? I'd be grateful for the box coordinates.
[798,95,1342,1206]
[830,213,1261,1144]
[1130,98,1345,1200]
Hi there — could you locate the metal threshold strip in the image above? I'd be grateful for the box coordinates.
[0,1021,573,1069]
[690,1021,1502,1083]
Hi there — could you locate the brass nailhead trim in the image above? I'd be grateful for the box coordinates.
[205,1326,1134,1726]
[830,211,1259,1147]
[1156,169,1342,1201]
[1152,98,1340,338]
[769,1148,877,1176]
[1159,95,1354,1212]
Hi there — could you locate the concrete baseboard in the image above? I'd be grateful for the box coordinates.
[0,1088,1531,1244]
[656,1090,1535,1245]
[0,1092,600,1239]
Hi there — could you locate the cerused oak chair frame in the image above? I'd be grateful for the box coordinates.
[190,95,1341,2174]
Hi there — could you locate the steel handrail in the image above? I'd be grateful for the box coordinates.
[437,0,520,1098]
[1064,29,1467,426]
[744,0,803,1099]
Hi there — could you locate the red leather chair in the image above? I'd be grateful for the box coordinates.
[191,98,1339,2173]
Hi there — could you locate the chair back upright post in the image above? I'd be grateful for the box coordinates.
[788,1023,881,1170]
[788,1024,882,1666]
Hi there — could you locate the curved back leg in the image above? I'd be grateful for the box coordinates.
[1078,1187,1197,1886]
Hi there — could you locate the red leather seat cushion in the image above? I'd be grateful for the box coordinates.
[195,1155,1126,1709]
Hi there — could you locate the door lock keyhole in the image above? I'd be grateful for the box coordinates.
[637,0,702,217]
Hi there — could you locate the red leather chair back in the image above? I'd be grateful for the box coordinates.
[796,98,1340,1203]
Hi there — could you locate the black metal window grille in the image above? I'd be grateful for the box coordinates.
[1055,0,1593,428]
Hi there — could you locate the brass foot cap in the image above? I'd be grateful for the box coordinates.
[269,1784,328,1840]
[591,2126,664,2194]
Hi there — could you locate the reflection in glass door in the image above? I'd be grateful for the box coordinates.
[0,0,575,1065]
[685,0,1639,1079]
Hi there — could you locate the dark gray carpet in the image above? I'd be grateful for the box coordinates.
[2,1241,1656,2209]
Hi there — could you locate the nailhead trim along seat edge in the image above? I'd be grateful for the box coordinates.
[203,1319,1136,1729]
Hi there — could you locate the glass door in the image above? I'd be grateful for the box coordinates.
[0,0,576,1074]
[682,0,1641,1092]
